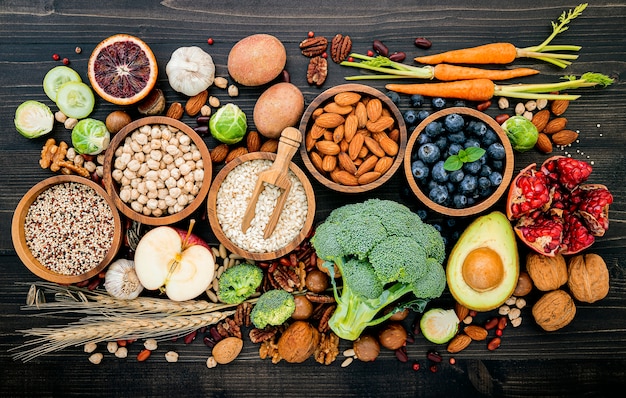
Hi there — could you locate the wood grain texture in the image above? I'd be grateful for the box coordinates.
[1,1,625,396]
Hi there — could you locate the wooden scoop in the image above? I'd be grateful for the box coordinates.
[241,127,303,238]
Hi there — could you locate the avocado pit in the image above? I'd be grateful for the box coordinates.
[462,247,504,292]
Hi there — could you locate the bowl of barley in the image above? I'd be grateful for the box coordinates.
[102,116,212,226]
[12,175,123,284]
[299,83,407,193]
[207,152,316,261]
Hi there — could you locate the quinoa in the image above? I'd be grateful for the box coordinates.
[24,182,116,276]
[216,159,308,253]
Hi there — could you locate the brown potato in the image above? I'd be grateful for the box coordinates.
[227,34,286,86]
[253,82,304,139]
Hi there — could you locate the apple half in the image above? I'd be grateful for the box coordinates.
[134,222,215,301]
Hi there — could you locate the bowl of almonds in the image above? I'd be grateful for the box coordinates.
[298,84,407,193]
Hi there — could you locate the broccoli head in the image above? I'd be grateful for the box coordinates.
[250,289,295,329]
[217,262,263,304]
[311,199,446,340]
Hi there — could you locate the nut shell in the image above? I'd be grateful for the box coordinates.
[532,289,576,331]
[277,321,320,363]
[526,252,568,291]
[567,253,609,303]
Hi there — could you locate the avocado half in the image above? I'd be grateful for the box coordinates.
[447,211,519,312]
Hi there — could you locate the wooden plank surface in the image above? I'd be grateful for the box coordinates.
[1,1,625,396]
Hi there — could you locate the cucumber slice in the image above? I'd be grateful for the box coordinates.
[56,81,95,119]
[14,100,54,138]
[43,66,82,102]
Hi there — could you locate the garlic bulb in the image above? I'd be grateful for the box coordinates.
[104,259,144,300]
[166,46,215,96]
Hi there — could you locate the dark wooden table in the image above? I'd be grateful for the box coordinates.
[1,1,625,396]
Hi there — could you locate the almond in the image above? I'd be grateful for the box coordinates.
[447,334,472,354]
[543,117,567,134]
[185,90,208,116]
[165,102,184,119]
[315,140,341,156]
[312,107,325,119]
[305,132,317,152]
[531,109,551,132]
[309,151,324,172]
[225,146,248,163]
[348,133,365,160]
[464,325,488,341]
[355,155,379,177]
[324,102,353,115]
[550,99,570,116]
[212,337,243,364]
[246,130,261,152]
[535,132,553,153]
[210,144,229,163]
[259,139,279,153]
[321,155,337,172]
[357,171,381,185]
[338,152,357,175]
[454,302,469,322]
[330,169,359,186]
[343,114,358,143]
[309,124,327,140]
[366,116,395,133]
[388,128,400,142]
[378,136,399,156]
[334,91,361,107]
[551,129,579,145]
[355,102,368,128]
[315,112,345,129]
[374,156,393,175]
[363,136,386,158]
[333,124,344,143]
[365,98,383,122]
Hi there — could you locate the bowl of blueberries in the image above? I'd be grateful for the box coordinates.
[403,107,514,217]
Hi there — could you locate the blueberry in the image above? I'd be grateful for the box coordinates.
[386,90,401,105]
[489,171,503,186]
[424,121,443,138]
[463,160,481,175]
[481,129,498,146]
[410,94,424,108]
[459,174,477,194]
[431,161,449,182]
[449,169,465,183]
[403,110,418,127]
[417,209,428,220]
[434,136,448,151]
[416,132,431,146]
[479,164,493,177]
[487,142,506,160]
[453,194,468,208]
[432,223,443,232]
[447,143,464,157]
[417,143,441,164]
[431,97,447,109]
[411,160,429,180]
[428,184,449,205]
[478,176,492,190]
[478,186,493,198]
[446,218,457,227]
[447,131,466,144]
[467,120,488,137]
[417,110,431,122]
[444,113,465,133]
[464,139,480,149]
[446,182,456,194]
[491,160,504,171]
[467,197,476,206]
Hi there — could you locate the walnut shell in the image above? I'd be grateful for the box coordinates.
[567,253,609,303]
[532,289,576,332]
[277,321,320,363]
[526,252,568,291]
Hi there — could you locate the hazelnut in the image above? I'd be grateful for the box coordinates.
[291,295,313,320]
[105,110,132,134]
[137,88,166,116]
[377,322,407,350]
[513,271,533,297]
[305,269,329,293]
[353,334,380,362]
[385,307,409,322]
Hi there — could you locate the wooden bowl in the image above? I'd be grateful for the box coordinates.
[403,107,514,217]
[102,116,212,226]
[299,83,407,193]
[207,152,316,261]
[12,175,123,284]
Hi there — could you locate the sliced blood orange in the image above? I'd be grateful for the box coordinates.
[88,34,158,106]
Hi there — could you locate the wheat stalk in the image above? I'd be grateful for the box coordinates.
[11,311,234,362]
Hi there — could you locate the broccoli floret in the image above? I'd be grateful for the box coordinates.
[250,289,295,329]
[217,263,263,304]
[311,199,447,341]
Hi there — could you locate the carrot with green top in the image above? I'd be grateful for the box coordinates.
[341,53,539,81]
[414,4,588,68]
[384,73,613,102]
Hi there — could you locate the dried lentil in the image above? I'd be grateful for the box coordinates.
[24,182,115,276]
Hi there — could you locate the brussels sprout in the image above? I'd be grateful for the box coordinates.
[501,116,538,153]
[71,118,110,155]
[14,100,54,139]
[209,103,247,144]
[419,308,459,344]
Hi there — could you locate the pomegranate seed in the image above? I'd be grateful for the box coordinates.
[52,53,60,61]
[429,364,438,373]
[207,38,214,45]
[449,357,456,365]
[495,329,503,337]
[411,361,420,371]
[469,310,478,317]
[367,50,374,57]
[322,52,328,59]
[347,56,354,62]
[62,58,70,65]
[307,31,315,38]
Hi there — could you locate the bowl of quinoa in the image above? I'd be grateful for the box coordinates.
[207,152,316,261]
[12,175,123,284]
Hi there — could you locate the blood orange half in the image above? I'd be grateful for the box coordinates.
[88,34,158,106]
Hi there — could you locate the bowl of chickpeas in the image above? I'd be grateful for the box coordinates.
[102,116,212,226]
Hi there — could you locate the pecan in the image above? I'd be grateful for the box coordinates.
[305,292,335,303]
[314,332,340,365]
[250,327,279,344]
[307,56,328,86]
[299,36,328,57]
[234,302,252,327]
[330,34,352,63]
[317,305,336,333]
[271,265,301,292]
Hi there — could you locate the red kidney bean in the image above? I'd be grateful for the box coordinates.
[184,330,197,344]
[487,337,501,351]
[484,317,499,330]
[281,69,291,83]
[495,114,510,124]
[414,37,432,49]
[194,125,209,135]
[196,116,210,125]
[497,316,508,330]
[389,52,406,62]
[203,336,217,348]
[427,350,442,363]
[395,346,408,362]
[477,100,492,111]
[137,349,151,362]
[372,39,389,56]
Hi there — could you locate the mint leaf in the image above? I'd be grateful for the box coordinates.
[444,147,486,171]
[464,147,486,162]
[444,155,463,171]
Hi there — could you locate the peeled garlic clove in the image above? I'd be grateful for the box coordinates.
[104,259,144,300]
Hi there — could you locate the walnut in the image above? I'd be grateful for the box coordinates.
[526,252,568,291]
[216,318,242,339]
[314,332,339,365]
[306,56,328,87]
[277,321,320,363]
[532,289,576,331]
[567,253,609,303]
[259,336,282,364]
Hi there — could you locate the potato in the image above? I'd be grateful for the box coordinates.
[228,34,286,87]
[253,82,304,139]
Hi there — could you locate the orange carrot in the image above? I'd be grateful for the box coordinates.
[385,79,495,102]
[432,64,539,81]
[416,43,518,65]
